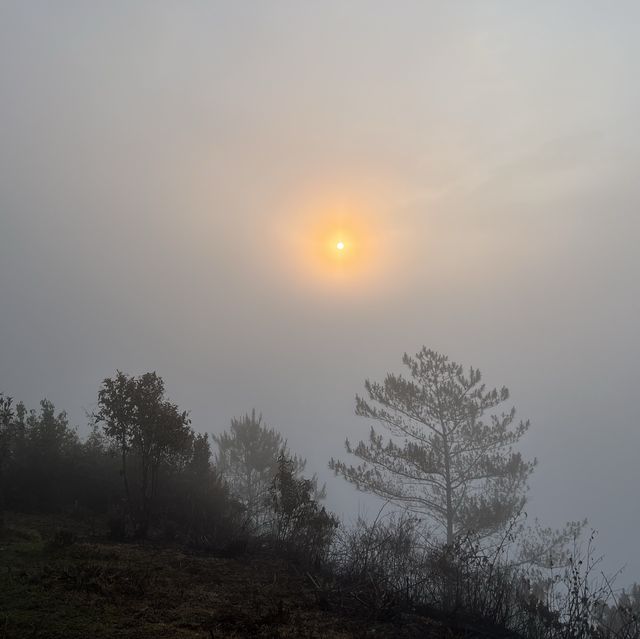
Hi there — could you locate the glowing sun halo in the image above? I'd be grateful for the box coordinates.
[284,194,382,285]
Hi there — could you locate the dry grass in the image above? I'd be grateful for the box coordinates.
[0,512,461,639]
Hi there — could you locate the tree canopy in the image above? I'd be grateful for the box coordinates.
[0,394,14,527]
[214,410,323,529]
[330,347,536,544]
[95,371,192,537]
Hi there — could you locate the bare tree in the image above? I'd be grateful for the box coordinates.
[330,348,536,544]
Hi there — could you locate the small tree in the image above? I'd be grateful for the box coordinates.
[0,399,81,513]
[162,432,242,547]
[270,453,338,564]
[0,394,14,528]
[214,410,323,529]
[95,371,192,537]
[330,347,536,544]
[23,400,79,511]
[180,433,225,541]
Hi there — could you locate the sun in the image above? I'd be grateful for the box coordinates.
[279,189,389,287]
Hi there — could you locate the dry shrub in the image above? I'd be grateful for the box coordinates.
[327,511,626,639]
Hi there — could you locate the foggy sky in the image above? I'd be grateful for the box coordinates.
[2,2,640,584]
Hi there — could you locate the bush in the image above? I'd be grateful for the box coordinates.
[327,510,637,639]
[158,433,245,549]
[268,453,338,565]
[330,511,427,620]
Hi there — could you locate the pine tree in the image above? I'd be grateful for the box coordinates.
[330,348,536,544]
[214,410,324,528]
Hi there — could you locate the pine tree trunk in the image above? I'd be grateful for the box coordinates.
[441,432,454,546]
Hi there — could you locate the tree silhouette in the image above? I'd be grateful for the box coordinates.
[330,348,536,544]
[95,371,192,537]
[214,410,323,529]
[0,394,14,528]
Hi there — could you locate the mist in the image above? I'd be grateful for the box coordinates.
[2,0,640,606]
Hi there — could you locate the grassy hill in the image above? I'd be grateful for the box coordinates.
[0,513,468,639]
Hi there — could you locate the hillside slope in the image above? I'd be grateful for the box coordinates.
[0,513,511,638]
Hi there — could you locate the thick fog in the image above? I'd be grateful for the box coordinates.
[2,2,640,582]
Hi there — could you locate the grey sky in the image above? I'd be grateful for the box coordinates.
[1,2,640,583]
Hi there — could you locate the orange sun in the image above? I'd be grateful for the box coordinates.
[274,186,394,291]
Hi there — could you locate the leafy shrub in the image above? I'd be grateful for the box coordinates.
[268,453,338,565]
[159,433,245,549]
